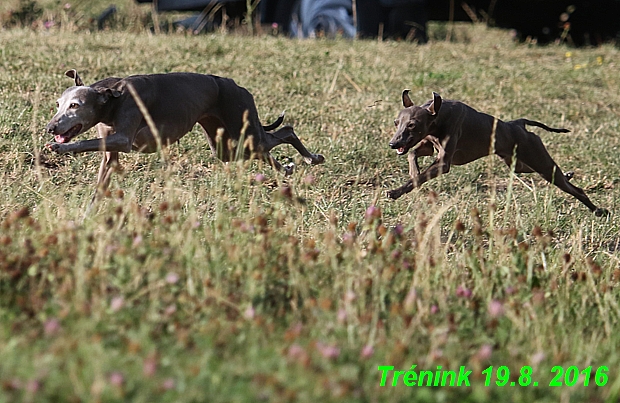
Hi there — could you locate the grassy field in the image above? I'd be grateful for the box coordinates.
[1,4,620,401]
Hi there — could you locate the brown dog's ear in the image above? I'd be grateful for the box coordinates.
[95,87,122,104]
[427,92,442,115]
[65,69,84,86]
[402,89,414,108]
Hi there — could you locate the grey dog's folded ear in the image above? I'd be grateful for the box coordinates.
[65,69,84,86]
[95,87,122,104]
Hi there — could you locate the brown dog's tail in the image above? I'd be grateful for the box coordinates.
[263,111,285,131]
[511,118,570,133]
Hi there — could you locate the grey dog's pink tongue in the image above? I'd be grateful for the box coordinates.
[398,147,404,154]
[54,135,66,143]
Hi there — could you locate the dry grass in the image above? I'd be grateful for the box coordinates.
[1,17,620,402]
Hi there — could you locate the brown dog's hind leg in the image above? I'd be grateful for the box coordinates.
[515,134,608,216]
[502,156,575,182]
[96,151,120,193]
[83,151,120,220]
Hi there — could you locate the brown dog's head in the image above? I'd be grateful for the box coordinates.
[389,91,442,155]
[45,69,120,143]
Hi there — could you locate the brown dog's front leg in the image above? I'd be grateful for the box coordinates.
[389,136,448,200]
[387,161,449,199]
[387,179,415,199]
[411,136,450,185]
[407,137,437,177]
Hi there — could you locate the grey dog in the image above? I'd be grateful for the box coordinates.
[46,70,325,195]
[387,91,607,216]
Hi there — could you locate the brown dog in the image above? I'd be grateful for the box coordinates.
[387,91,607,216]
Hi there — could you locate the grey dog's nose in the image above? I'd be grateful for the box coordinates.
[45,123,55,134]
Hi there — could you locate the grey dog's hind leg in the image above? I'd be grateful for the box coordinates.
[266,126,325,165]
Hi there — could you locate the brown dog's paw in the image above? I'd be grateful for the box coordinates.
[386,189,401,200]
[594,208,610,217]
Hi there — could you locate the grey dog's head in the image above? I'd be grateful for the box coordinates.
[45,69,120,143]
[389,91,442,155]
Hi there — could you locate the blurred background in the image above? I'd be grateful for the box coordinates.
[2,0,619,46]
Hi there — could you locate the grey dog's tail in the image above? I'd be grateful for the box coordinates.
[511,118,570,133]
[262,111,285,131]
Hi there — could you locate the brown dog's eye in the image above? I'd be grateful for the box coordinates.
[407,123,416,130]
[56,102,59,108]
[394,120,398,127]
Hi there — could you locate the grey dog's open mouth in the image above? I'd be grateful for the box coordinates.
[54,124,82,143]
[396,147,406,155]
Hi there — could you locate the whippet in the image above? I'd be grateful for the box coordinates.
[46,70,325,197]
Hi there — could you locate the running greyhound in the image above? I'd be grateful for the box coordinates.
[46,70,325,196]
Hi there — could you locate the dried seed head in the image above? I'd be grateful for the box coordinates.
[280,186,293,199]
[454,220,465,232]
[427,190,438,203]
[329,211,338,226]
[14,206,30,219]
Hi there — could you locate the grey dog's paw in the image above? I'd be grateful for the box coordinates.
[45,143,63,153]
[304,154,325,165]
[46,142,73,154]
[284,162,295,176]
[312,154,325,165]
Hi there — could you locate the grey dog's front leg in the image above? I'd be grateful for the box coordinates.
[46,134,133,154]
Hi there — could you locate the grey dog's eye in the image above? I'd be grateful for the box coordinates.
[69,103,79,109]
[394,120,398,127]
[407,123,416,130]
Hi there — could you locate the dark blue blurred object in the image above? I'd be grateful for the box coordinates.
[290,0,356,38]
